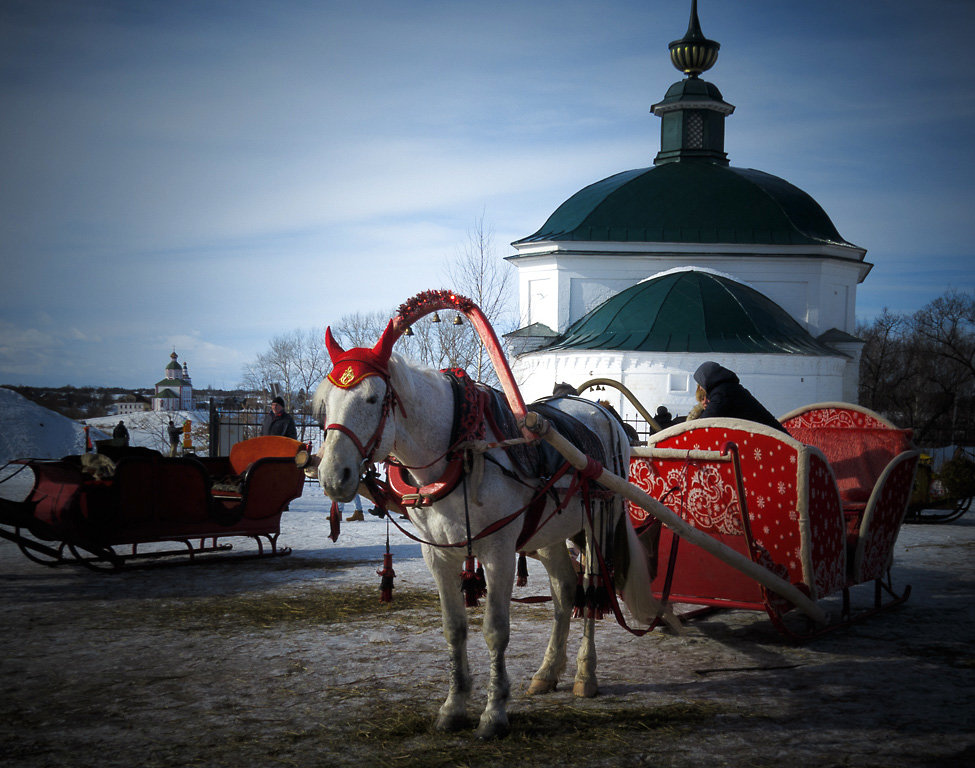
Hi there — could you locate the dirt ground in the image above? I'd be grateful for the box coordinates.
[1,499,973,768]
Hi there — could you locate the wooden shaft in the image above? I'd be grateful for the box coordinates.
[522,412,828,624]
[631,447,733,462]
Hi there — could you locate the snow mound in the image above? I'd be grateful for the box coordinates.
[0,387,108,464]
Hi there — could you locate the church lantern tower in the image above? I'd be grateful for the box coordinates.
[506,0,871,416]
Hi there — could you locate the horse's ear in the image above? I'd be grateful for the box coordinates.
[325,326,345,362]
[372,319,399,365]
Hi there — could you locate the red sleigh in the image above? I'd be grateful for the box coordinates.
[0,435,305,571]
[627,404,918,638]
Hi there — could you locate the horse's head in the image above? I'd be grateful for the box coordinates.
[312,321,401,502]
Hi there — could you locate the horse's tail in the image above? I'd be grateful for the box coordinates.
[617,509,682,633]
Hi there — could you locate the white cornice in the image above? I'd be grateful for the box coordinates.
[508,239,868,261]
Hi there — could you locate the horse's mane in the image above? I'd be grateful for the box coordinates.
[387,353,442,412]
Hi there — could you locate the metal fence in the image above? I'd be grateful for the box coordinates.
[206,400,323,457]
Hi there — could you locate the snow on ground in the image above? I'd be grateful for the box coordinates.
[0,386,442,588]
[1,388,974,765]
[0,387,108,465]
[85,407,206,454]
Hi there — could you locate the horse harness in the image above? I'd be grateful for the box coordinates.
[325,359,662,627]
[336,367,620,557]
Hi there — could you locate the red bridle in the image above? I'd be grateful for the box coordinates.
[324,380,401,468]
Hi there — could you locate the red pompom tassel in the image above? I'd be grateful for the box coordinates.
[516,552,529,587]
[377,552,395,603]
[591,573,610,620]
[461,555,485,607]
[328,500,341,543]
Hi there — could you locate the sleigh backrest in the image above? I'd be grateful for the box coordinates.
[780,403,915,510]
[227,435,303,476]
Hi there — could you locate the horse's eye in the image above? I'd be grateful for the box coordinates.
[366,394,379,405]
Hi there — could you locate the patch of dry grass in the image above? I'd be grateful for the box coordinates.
[105,586,442,631]
[343,700,726,768]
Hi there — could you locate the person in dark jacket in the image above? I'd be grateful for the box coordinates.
[261,396,298,439]
[693,361,787,433]
[167,419,181,457]
[654,405,674,429]
[112,420,130,445]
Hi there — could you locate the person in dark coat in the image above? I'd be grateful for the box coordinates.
[112,420,129,445]
[693,361,787,433]
[654,405,674,429]
[261,396,298,439]
[167,419,181,457]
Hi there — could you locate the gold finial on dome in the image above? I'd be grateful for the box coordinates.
[668,0,720,78]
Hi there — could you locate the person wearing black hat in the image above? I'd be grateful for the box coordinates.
[654,405,674,429]
[261,396,298,438]
[693,361,787,433]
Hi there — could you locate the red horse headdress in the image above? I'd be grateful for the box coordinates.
[325,320,401,389]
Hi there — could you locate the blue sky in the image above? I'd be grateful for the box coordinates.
[1,0,973,389]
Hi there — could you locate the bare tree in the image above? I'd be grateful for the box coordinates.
[322,216,515,383]
[912,291,975,378]
[911,291,975,443]
[857,309,911,413]
[240,331,301,409]
[289,327,330,413]
[243,216,516,404]
[859,290,975,445]
[443,214,516,383]
[329,310,392,349]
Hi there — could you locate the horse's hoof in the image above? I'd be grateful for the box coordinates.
[572,680,598,698]
[435,713,469,732]
[527,677,558,695]
[475,716,510,740]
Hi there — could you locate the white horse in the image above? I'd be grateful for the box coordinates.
[313,329,659,739]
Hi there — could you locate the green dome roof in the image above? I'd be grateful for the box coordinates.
[544,269,838,355]
[514,162,856,248]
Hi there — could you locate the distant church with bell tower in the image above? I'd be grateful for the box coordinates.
[151,351,193,412]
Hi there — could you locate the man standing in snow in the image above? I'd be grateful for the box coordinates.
[261,396,297,439]
[167,419,181,457]
[112,420,129,445]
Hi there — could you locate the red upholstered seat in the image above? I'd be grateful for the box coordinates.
[781,404,919,585]
[785,425,913,509]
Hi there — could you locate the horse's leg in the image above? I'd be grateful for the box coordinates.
[526,543,576,695]
[475,554,514,739]
[428,552,472,732]
[574,526,601,697]
[573,615,598,698]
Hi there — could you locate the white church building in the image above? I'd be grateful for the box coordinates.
[506,2,869,421]
[151,351,193,412]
